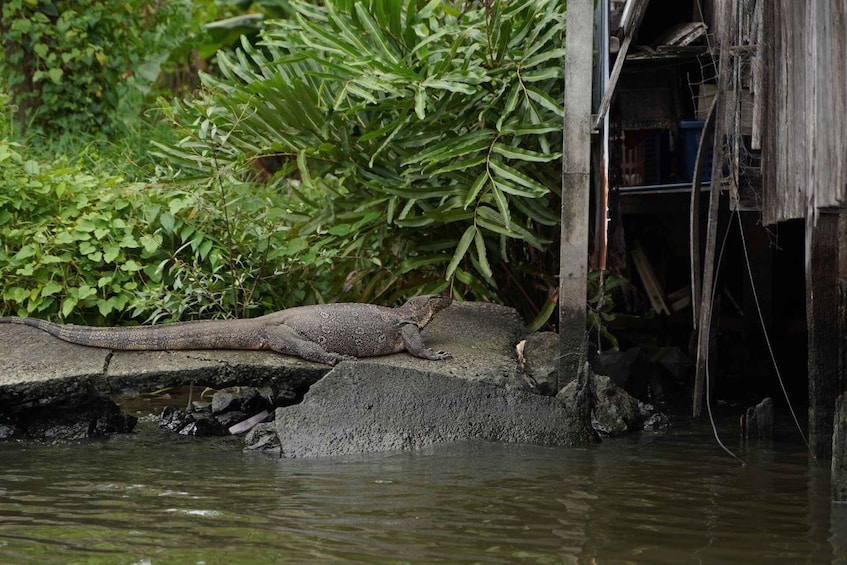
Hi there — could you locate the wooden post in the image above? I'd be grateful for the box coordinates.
[840,212,847,406]
[834,394,847,501]
[692,0,733,418]
[559,0,595,382]
[807,211,845,459]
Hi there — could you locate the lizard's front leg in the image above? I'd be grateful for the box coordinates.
[400,323,452,360]
[262,325,356,366]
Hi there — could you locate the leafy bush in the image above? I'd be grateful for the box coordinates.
[0,0,195,135]
[158,0,565,322]
[0,138,291,323]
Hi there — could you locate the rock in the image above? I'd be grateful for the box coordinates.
[212,387,271,416]
[160,405,194,433]
[3,391,137,440]
[160,405,227,436]
[244,422,281,454]
[590,347,641,388]
[240,387,272,414]
[215,410,249,429]
[0,423,14,440]
[560,373,641,437]
[273,361,590,458]
[179,415,227,437]
[517,331,561,395]
[212,390,241,414]
[654,347,692,381]
[191,400,211,412]
[159,386,275,437]
[643,412,671,431]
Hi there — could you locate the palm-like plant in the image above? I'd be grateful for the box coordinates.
[157,0,565,323]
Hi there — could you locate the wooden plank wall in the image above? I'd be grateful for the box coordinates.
[759,1,847,224]
[760,0,807,224]
[808,1,847,213]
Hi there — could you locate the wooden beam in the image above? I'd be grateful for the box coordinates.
[592,0,651,130]
[692,0,733,419]
[559,0,595,382]
[632,242,670,315]
[689,95,718,330]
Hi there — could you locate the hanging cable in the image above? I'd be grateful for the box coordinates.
[703,208,746,465]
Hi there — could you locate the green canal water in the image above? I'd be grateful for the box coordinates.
[1,415,845,564]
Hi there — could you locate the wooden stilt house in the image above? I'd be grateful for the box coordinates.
[562,0,846,466]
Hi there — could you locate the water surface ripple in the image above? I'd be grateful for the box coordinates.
[1,419,846,563]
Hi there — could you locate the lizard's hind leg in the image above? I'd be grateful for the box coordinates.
[263,325,356,366]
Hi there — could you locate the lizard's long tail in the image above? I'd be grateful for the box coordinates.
[0,317,262,351]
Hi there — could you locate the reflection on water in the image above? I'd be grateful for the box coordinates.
[1,417,846,564]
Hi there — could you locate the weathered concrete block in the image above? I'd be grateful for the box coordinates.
[271,362,589,458]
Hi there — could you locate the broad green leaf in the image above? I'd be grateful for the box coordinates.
[47,67,63,84]
[103,245,121,263]
[496,85,521,131]
[159,212,176,233]
[54,231,76,245]
[490,183,511,229]
[520,67,562,82]
[446,225,476,279]
[489,160,550,196]
[499,123,561,136]
[522,48,566,69]
[403,131,493,166]
[328,224,351,236]
[464,170,489,209]
[421,78,476,94]
[198,239,213,260]
[119,233,139,249]
[415,86,426,119]
[140,234,161,254]
[526,87,564,117]
[492,143,561,162]
[40,281,63,297]
[353,3,399,64]
[77,285,97,300]
[528,295,558,331]
[14,245,37,261]
[473,228,493,279]
[62,296,78,318]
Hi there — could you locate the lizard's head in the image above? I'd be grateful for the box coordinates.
[401,295,453,327]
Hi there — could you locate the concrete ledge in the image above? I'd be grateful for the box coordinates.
[0,301,594,453]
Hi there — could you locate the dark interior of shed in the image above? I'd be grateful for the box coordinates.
[602,195,808,415]
[594,0,809,418]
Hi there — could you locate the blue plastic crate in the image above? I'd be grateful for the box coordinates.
[680,120,712,183]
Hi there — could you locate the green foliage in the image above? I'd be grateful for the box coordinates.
[0,138,289,324]
[159,0,565,318]
[587,271,625,351]
[0,0,195,135]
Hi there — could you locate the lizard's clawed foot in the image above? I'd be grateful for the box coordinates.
[430,350,452,360]
[330,354,359,365]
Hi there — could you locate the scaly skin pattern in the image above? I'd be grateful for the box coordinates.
[0,296,453,366]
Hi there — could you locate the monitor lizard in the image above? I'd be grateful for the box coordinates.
[0,295,453,366]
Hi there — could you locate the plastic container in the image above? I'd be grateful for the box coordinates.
[679,120,712,183]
